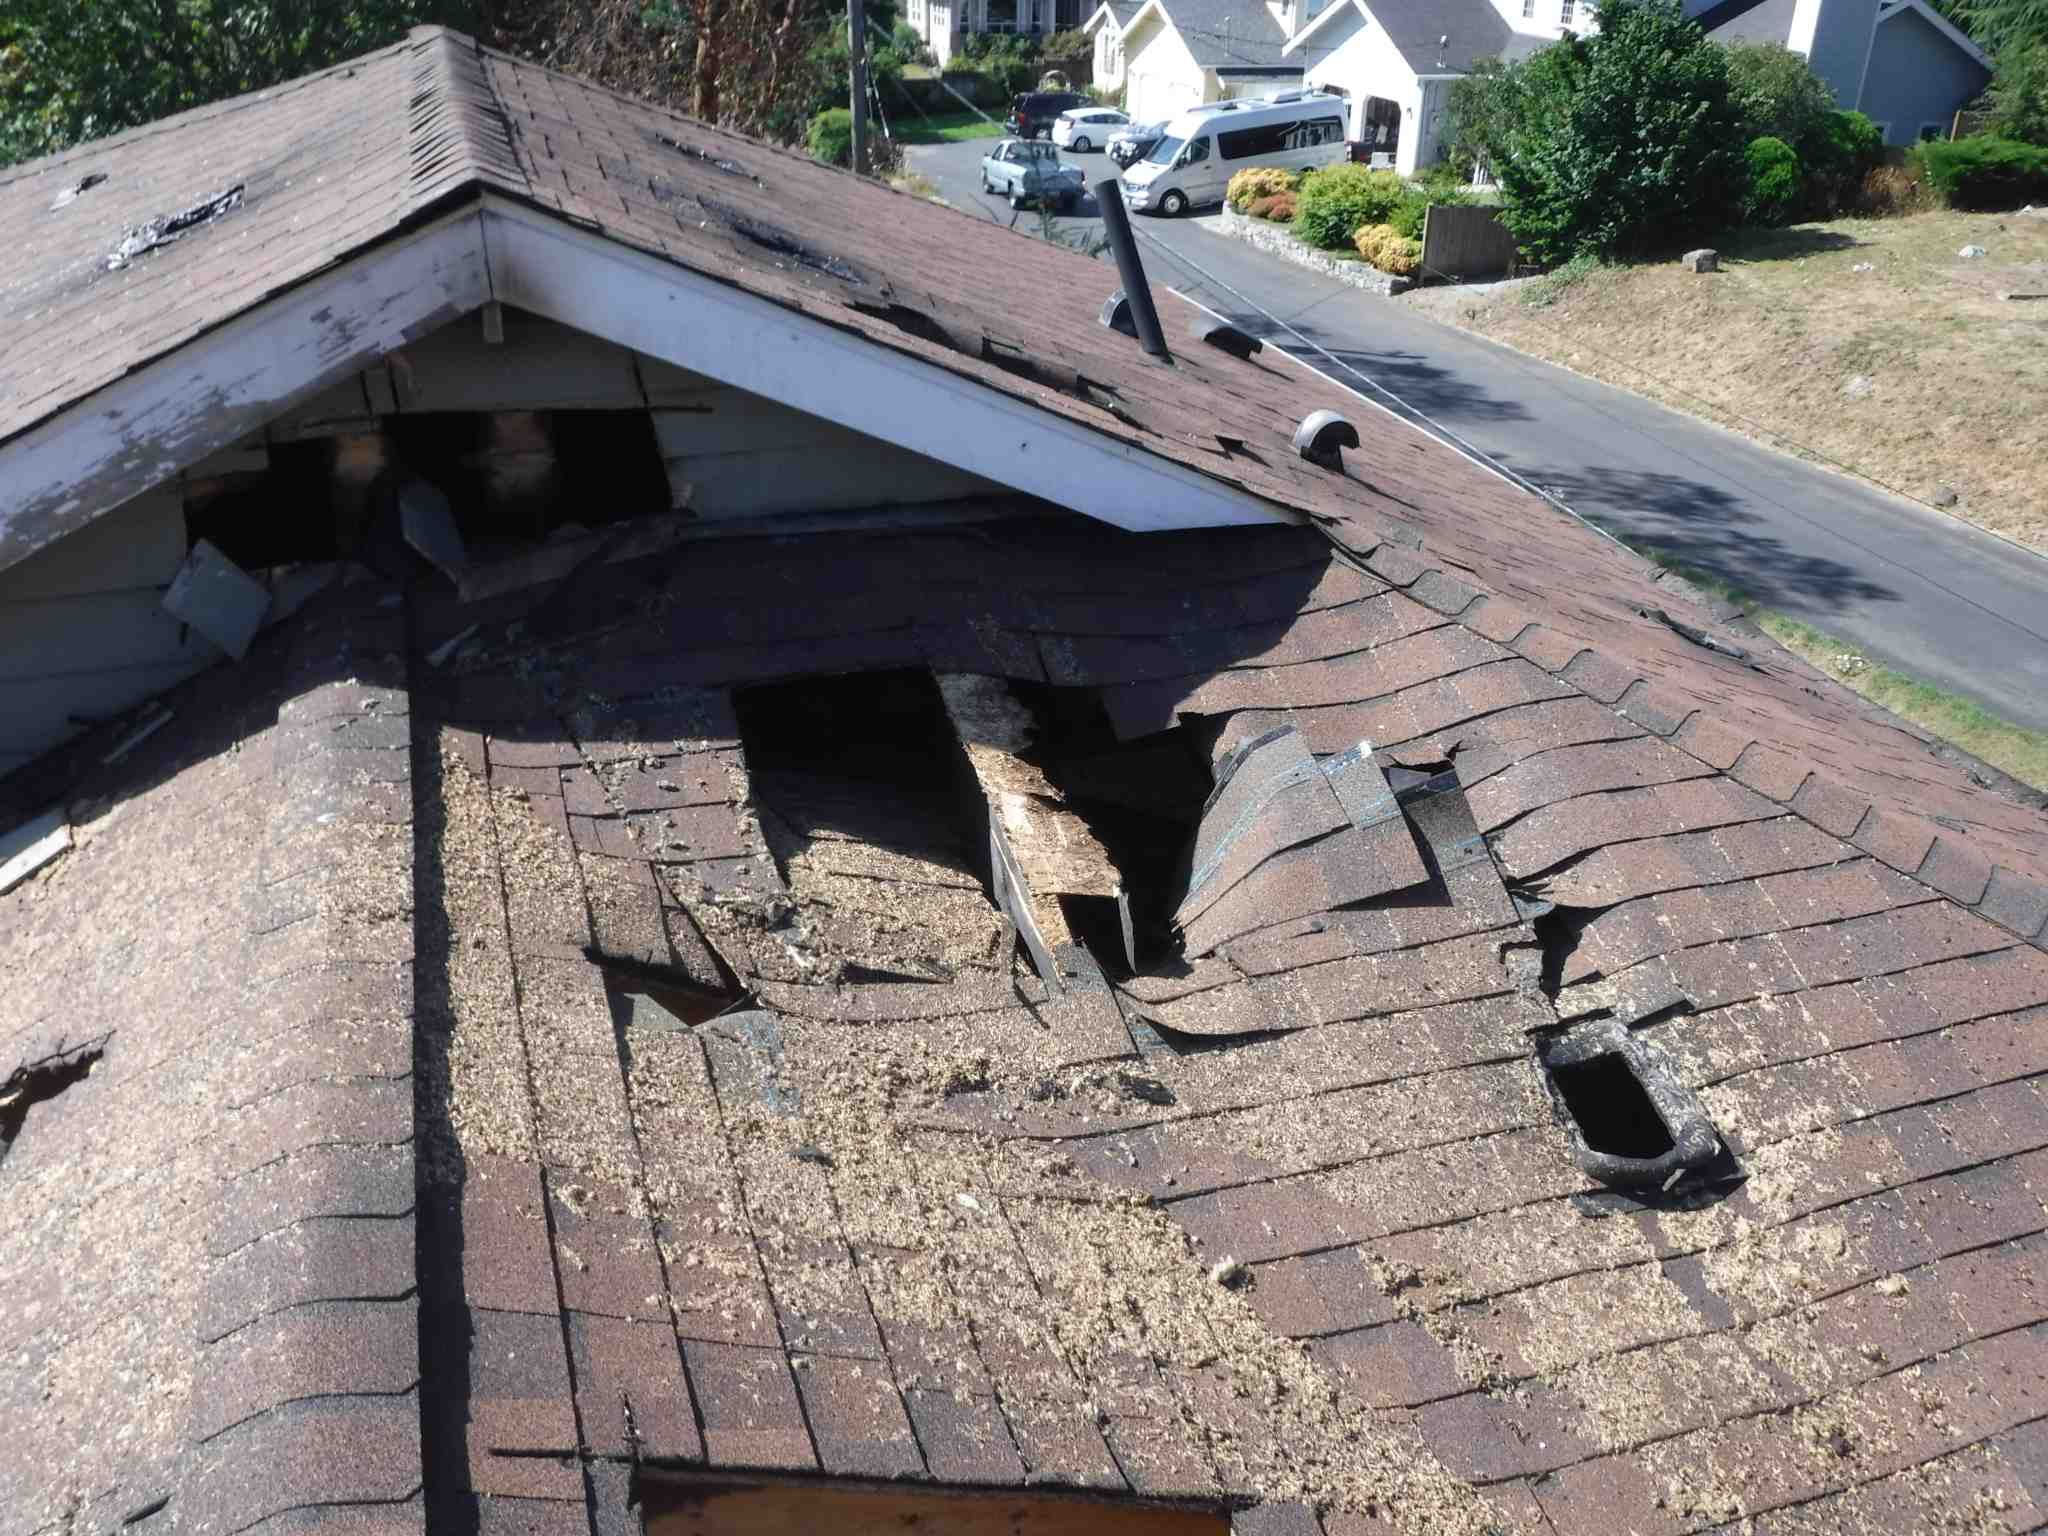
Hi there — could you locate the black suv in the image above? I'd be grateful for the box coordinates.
[1005,91,1088,139]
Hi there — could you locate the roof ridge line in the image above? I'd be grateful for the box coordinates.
[1319,523,2048,951]
[404,28,529,211]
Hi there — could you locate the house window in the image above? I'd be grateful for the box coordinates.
[1560,0,1575,22]
[1918,122,1946,142]
[1522,0,1536,17]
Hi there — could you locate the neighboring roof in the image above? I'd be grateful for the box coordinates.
[1083,0,1145,33]
[7,28,2048,1536]
[1875,0,1995,69]
[1125,0,1300,70]
[1285,0,1515,76]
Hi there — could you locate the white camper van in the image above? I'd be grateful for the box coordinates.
[1121,92,1349,216]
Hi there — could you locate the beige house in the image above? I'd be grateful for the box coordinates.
[1119,0,1342,124]
[1083,0,1144,93]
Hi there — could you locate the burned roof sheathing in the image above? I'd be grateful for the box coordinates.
[9,503,2048,1534]
[2,25,2048,1536]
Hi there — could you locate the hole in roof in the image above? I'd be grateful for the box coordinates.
[1,1046,104,1171]
[995,683,1213,977]
[733,670,1001,983]
[1545,1051,1674,1161]
[1530,902,1602,1000]
[637,1470,1229,1535]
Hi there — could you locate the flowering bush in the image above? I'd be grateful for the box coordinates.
[1353,222,1421,275]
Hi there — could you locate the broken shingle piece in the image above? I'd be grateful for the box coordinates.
[162,539,271,660]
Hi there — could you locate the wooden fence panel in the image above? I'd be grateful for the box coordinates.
[1420,204,1519,280]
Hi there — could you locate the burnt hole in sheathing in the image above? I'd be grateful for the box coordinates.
[1548,1052,1674,1160]
[846,297,1138,426]
[1530,902,1603,999]
[652,131,761,183]
[1536,1021,1741,1197]
[599,958,746,1033]
[1,1046,105,1169]
[696,196,865,285]
[106,182,243,270]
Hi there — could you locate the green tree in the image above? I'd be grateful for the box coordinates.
[1443,55,1511,176]
[1,1,479,166]
[1722,40,1835,144]
[1487,0,1746,262]
[1940,0,2048,57]
[1987,38,2048,142]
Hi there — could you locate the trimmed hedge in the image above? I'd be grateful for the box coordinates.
[1293,164,1410,250]
[1353,222,1421,275]
[1911,135,2048,209]
[1226,166,1299,211]
[1744,135,1803,225]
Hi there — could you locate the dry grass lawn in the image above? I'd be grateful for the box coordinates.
[1405,208,2048,552]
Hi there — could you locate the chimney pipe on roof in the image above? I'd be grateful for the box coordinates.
[1092,178,1172,363]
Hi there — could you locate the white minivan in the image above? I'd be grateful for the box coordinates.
[1121,93,1349,216]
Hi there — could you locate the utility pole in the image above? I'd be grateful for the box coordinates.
[848,0,870,175]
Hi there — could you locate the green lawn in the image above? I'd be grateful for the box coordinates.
[890,111,1004,145]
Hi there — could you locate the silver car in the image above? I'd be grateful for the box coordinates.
[979,139,1087,211]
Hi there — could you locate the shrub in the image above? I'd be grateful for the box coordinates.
[1293,164,1409,249]
[1228,166,1299,211]
[1858,162,1930,216]
[1247,190,1298,220]
[1387,185,1433,240]
[1723,40,1836,146]
[807,108,854,167]
[1353,222,1422,275]
[1486,0,1746,263]
[1413,161,1477,205]
[1911,134,2048,207]
[1799,109,1884,213]
[1744,135,1804,223]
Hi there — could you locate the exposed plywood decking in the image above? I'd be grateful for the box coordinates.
[642,1477,1228,1536]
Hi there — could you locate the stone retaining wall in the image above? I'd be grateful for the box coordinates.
[1212,206,1414,296]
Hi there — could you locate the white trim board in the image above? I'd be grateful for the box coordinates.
[0,208,493,574]
[480,196,1288,535]
[2,191,1295,578]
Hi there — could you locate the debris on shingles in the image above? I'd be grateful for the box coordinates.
[0,810,73,895]
[1634,605,1760,666]
[657,1003,1508,1534]
[1209,1256,1250,1289]
[105,183,243,270]
[161,539,271,660]
[48,171,107,211]
[651,131,761,184]
[725,673,1010,985]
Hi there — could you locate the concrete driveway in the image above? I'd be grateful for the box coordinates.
[907,136,2048,733]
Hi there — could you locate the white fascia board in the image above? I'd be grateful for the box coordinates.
[1082,2,1119,32]
[477,195,1292,535]
[1121,0,1174,48]
[0,208,491,577]
[1285,0,1368,55]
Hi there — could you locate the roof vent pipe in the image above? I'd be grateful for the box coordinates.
[1093,178,1172,363]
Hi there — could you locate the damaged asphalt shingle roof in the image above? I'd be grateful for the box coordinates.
[4,25,2048,1536]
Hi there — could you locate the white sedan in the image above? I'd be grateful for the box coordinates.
[1050,108,1129,154]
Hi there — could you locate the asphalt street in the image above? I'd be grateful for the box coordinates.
[908,134,2048,732]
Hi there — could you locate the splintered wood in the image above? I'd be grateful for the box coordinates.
[936,673,1121,952]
